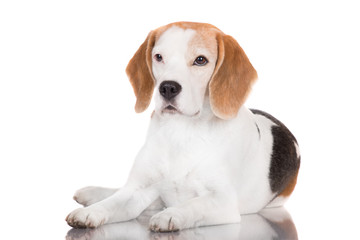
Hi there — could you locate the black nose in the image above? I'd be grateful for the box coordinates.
[159,81,182,100]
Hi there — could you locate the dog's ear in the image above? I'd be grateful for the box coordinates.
[126,31,156,113]
[209,34,258,119]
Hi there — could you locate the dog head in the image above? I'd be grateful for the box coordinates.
[126,22,257,119]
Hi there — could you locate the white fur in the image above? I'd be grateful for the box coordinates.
[66,26,281,231]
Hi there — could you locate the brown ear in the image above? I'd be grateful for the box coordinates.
[209,34,258,119]
[126,31,156,113]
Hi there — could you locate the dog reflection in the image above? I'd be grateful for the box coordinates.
[66,207,297,240]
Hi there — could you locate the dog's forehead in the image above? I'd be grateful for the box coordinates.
[154,23,218,53]
[154,26,196,50]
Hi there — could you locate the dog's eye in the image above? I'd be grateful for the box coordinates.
[154,54,163,62]
[193,56,208,66]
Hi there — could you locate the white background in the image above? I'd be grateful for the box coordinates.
[1,0,359,239]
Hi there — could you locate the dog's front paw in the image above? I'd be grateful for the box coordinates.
[73,186,101,207]
[66,206,108,228]
[149,207,185,232]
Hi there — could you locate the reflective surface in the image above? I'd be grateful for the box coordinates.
[66,207,297,240]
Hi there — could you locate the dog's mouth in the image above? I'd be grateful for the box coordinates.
[161,104,200,117]
[162,104,179,114]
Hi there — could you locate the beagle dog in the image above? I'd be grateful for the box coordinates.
[66,22,300,232]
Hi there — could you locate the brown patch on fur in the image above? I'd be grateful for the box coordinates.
[126,31,156,113]
[209,34,258,119]
[188,29,218,60]
[279,168,299,197]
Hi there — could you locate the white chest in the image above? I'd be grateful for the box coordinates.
[147,109,256,207]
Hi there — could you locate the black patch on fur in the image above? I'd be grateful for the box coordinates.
[255,122,261,139]
[250,109,300,194]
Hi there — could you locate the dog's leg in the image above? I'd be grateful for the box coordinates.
[66,185,159,228]
[149,191,241,232]
[66,143,163,228]
[73,186,119,207]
